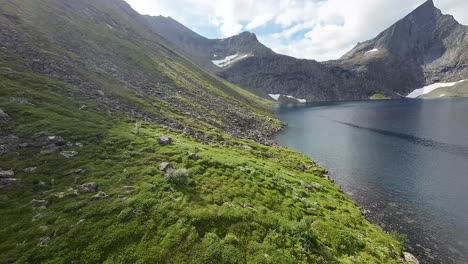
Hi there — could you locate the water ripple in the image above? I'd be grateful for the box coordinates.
[334,120,468,158]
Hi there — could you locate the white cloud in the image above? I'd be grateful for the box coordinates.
[124,0,468,61]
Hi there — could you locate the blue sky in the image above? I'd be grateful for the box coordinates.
[125,0,468,61]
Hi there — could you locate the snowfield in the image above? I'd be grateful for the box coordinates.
[268,94,281,100]
[269,94,307,103]
[212,53,251,67]
[365,48,379,54]
[407,80,466,98]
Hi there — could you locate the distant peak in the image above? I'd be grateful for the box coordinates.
[416,0,437,11]
[425,0,434,7]
[232,31,258,41]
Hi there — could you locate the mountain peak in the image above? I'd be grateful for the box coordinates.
[230,31,258,41]
[411,0,440,17]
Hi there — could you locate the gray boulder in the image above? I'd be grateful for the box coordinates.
[37,236,51,247]
[158,136,172,145]
[40,144,60,154]
[10,97,33,105]
[300,180,313,190]
[31,136,66,148]
[91,191,110,200]
[188,153,198,161]
[60,150,79,158]
[0,168,14,178]
[403,252,420,264]
[159,162,172,172]
[78,182,98,193]
[31,199,49,208]
[0,109,9,121]
[0,177,20,188]
[24,167,37,173]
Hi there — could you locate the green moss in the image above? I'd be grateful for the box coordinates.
[0,71,404,263]
[370,93,388,100]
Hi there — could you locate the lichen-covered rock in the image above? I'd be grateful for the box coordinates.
[60,150,79,158]
[159,162,172,172]
[0,177,20,188]
[31,199,49,208]
[403,252,420,264]
[30,136,66,148]
[0,168,14,178]
[91,191,110,200]
[188,153,198,161]
[24,167,37,173]
[0,109,9,122]
[0,134,20,155]
[158,136,172,146]
[40,144,60,154]
[78,182,98,193]
[37,236,51,247]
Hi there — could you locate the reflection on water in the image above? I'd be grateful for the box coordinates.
[275,99,468,264]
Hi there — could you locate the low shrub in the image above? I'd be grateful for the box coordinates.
[166,168,190,185]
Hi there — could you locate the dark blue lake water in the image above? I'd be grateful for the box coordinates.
[275,99,468,264]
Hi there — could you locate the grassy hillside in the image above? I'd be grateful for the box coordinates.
[0,0,407,263]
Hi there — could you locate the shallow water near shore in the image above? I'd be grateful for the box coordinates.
[275,98,468,264]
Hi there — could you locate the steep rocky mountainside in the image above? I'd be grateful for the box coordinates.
[148,0,468,101]
[0,0,409,263]
[340,0,468,93]
[146,15,379,101]
[0,0,278,144]
[145,15,275,73]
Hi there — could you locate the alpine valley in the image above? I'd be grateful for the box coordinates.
[0,0,413,263]
[147,0,468,102]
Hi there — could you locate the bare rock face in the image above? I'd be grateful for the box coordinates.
[340,0,468,95]
[147,0,468,101]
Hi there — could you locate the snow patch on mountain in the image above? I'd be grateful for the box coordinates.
[269,94,281,100]
[407,80,466,98]
[269,94,307,103]
[365,48,379,54]
[212,53,251,67]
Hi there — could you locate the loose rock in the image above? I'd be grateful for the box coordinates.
[188,153,198,160]
[403,252,420,264]
[10,97,33,105]
[361,208,371,216]
[31,136,66,148]
[0,177,20,188]
[24,167,37,173]
[158,136,172,146]
[31,199,49,208]
[40,144,60,154]
[78,182,97,193]
[0,108,9,121]
[91,191,110,200]
[60,150,79,158]
[37,236,50,247]
[0,134,20,155]
[298,164,307,172]
[300,180,313,190]
[159,162,172,172]
[0,168,14,178]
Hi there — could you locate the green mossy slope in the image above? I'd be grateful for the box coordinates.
[0,0,406,262]
[0,72,405,263]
